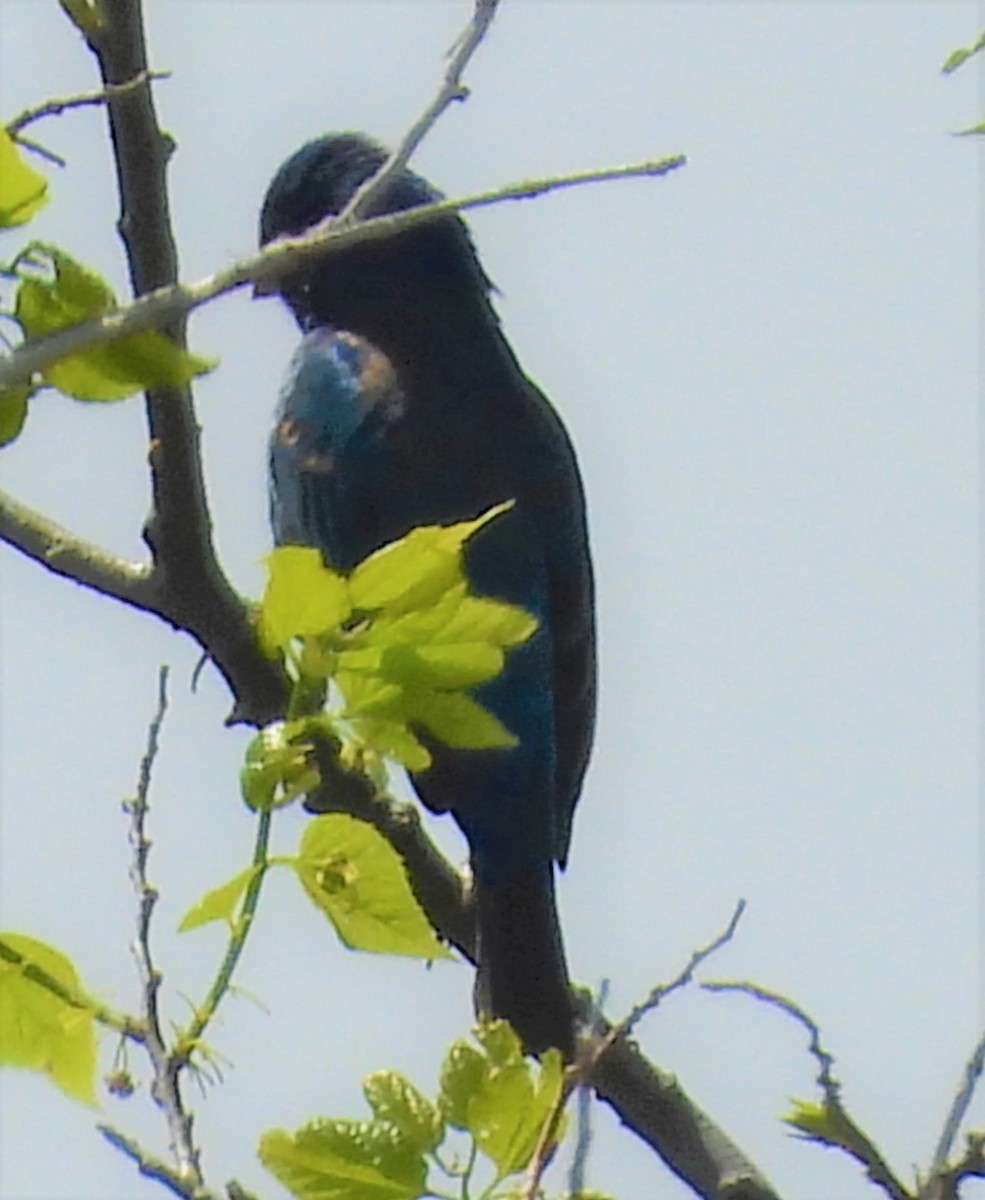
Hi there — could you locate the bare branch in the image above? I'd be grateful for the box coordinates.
[6,70,170,135]
[0,484,288,727]
[0,483,156,606]
[608,899,746,1045]
[97,1123,223,1200]
[590,1033,783,1200]
[0,155,685,393]
[123,666,204,1187]
[704,981,910,1200]
[930,1027,985,1178]
[341,0,500,224]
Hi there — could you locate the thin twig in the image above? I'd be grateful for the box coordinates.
[6,70,170,135]
[930,1027,985,1175]
[606,899,746,1049]
[9,135,66,168]
[123,666,203,1188]
[97,1123,218,1200]
[340,0,500,225]
[0,156,685,393]
[568,980,607,1196]
[704,980,911,1200]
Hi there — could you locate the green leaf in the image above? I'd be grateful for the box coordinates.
[241,722,320,812]
[0,933,96,1105]
[293,814,450,959]
[344,713,433,773]
[784,1098,888,1168]
[14,245,214,401]
[0,130,47,228]
[259,545,351,657]
[384,642,506,691]
[954,121,985,137]
[469,1047,564,1176]
[363,1071,444,1155]
[0,129,48,227]
[259,1118,427,1200]
[58,0,104,37]
[438,1025,566,1176]
[349,502,513,614]
[0,385,31,446]
[438,1039,489,1130]
[406,689,517,751]
[941,29,985,73]
[474,1019,525,1068]
[433,593,537,649]
[177,867,261,932]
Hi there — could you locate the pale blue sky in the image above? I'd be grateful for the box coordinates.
[0,3,981,1199]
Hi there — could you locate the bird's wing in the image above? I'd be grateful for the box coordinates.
[269,327,405,563]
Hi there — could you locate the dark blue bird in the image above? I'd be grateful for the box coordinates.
[260,134,596,1056]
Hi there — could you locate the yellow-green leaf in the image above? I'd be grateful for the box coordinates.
[0,933,96,1105]
[784,1097,884,1164]
[406,689,517,751]
[293,814,449,959]
[383,642,505,690]
[177,867,261,932]
[349,502,513,614]
[14,245,214,401]
[346,715,432,772]
[438,1038,489,1130]
[58,0,104,37]
[468,1028,564,1176]
[0,386,31,446]
[942,29,985,73]
[363,1071,444,1155]
[0,129,48,227]
[259,1118,426,1200]
[437,593,537,648]
[241,722,319,811]
[260,545,350,656]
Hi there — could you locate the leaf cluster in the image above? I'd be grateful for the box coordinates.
[258,1021,586,1200]
[0,127,212,445]
[252,501,536,789]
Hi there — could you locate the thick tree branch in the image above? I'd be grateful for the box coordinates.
[307,769,781,1199]
[0,482,286,726]
[77,0,287,726]
[0,483,155,606]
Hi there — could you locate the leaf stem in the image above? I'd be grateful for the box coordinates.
[175,808,272,1062]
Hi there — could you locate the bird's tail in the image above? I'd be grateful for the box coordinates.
[473,864,574,1058]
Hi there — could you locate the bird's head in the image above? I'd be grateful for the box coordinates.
[258,132,490,336]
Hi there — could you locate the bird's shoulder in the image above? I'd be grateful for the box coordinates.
[272,327,405,474]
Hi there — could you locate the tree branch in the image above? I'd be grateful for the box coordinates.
[0,483,155,606]
[0,156,684,394]
[6,70,171,136]
[341,0,500,224]
[123,666,204,1188]
[79,0,288,727]
[0,482,286,727]
[307,769,781,1199]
